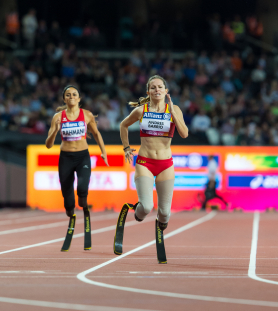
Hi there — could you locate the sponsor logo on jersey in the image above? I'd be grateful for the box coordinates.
[163,113,171,121]
[143,112,163,119]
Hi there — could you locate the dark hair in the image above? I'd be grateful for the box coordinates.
[56,85,81,112]
[129,75,168,107]
[62,85,80,99]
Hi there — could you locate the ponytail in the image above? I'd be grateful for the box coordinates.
[129,96,150,108]
[56,105,67,112]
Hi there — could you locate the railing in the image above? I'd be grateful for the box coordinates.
[244,35,278,54]
[0,37,17,49]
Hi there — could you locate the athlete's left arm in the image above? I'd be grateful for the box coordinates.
[167,94,189,138]
[86,111,109,166]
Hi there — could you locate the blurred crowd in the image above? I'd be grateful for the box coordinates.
[1,45,278,146]
[1,8,277,146]
[5,9,263,51]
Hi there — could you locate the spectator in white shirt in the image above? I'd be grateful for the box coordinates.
[191,109,211,133]
[22,9,38,48]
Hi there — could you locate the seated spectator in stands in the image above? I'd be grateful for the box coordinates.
[61,56,75,78]
[232,15,245,40]
[221,76,235,94]
[194,65,209,87]
[30,93,42,112]
[25,65,39,87]
[231,51,243,72]
[191,109,211,135]
[197,51,210,66]
[251,65,266,83]
[69,21,83,38]
[184,58,197,82]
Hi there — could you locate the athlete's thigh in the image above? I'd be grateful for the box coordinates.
[59,156,75,185]
[135,163,154,180]
[76,154,91,188]
[155,165,175,182]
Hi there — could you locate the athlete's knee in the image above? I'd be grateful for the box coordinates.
[141,201,153,215]
[66,208,75,217]
[158,209,170,219]
[77,186,88,198]
[157,208,171,224]
[78,196,88,209]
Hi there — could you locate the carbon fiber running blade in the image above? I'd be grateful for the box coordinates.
[84,209,91,250]
[61,215,76,252]
[114,204,130,255]
[156,219,167,264]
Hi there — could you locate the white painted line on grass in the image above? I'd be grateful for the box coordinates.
[0,297,158,311]
[248,212,278,285]
[76,211,278,308]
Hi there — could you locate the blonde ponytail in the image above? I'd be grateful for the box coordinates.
[129,96,150,108]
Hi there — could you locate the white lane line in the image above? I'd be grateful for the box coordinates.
[0,213,118,236]
[0,271,45,274]
[0,217,155,255]
[0,212,116,225]
[0,257,276,260]
[248,212,278,285]
[0,214,66,225]
[76,211,278,308]
[0,297,158,311]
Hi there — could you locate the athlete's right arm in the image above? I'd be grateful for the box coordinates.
[45,113,61,149]
[120,106,143,163]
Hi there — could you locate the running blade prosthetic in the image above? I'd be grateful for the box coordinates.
[84,209,91,250]
[155,219,167,264]
[61,214,76,251]
[114,203,135,255]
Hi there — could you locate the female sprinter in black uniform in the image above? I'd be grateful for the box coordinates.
[114,75,188,263]
[46,85,108,251]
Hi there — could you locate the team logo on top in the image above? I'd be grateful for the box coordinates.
[78,121,85,127]
[163,113,171,121]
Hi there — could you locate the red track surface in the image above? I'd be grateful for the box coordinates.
[0,208,277,311]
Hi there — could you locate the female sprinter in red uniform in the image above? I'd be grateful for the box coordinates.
[114,75,188,262]
[46,85,108,251]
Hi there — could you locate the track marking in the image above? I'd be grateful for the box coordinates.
[0,297,158,311]
[0,217,155,255]
[0,271,45,274]
[248,212,278,285]
[77,211,278,308]
[0,214,118,236]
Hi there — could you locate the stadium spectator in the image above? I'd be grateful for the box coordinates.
[5,9,20,44]
[22,9,38,49]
